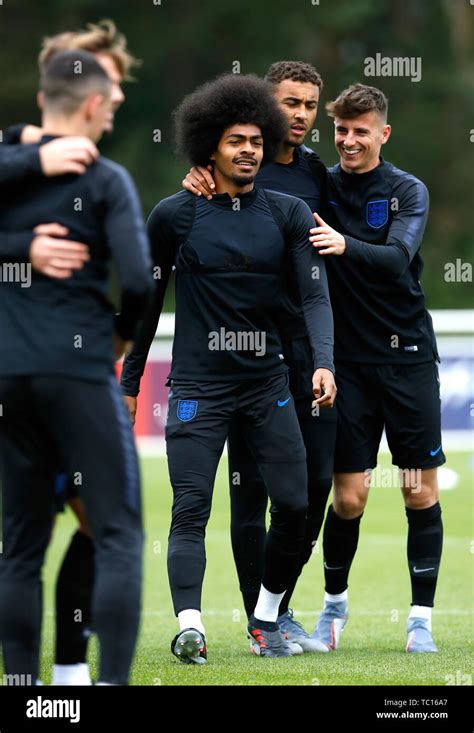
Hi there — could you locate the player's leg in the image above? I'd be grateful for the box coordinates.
[312,363,383,649]
[280,335,336,610]
[165,381,230,664]
[384,362,445,653]
[402,469,442,652]
[277,400,337,649]
[241,374,309,657]
[0,377,57,684]
[228,417,268,618]
[39,374,144,685]
[53,490,94,686]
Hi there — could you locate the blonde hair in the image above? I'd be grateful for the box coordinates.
[39,19,140,81]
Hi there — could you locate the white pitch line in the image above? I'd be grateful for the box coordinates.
[123,609,474,618]
[41,609,472,618]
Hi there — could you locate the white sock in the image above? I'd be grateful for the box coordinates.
[253,585,285,623]
[325,590,348,604]
[409,605,432,630]
[51,663,92,686]
[178,609,205,635]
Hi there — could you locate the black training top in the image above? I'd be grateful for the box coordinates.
[0,124,42,196]
[0,129,47,259]
[256,145,324,213]
[256,145,327,340]
[0,135,153,381]
[325,158,439,364]
[120,186,334,397]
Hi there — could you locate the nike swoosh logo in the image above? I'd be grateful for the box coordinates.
[324,561,344,571]
[430,445,442,457]
[277,397,291,407]
[413,567,435,573]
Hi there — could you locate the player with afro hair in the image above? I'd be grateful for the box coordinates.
[174,73,288,168]
[121,70,336,663]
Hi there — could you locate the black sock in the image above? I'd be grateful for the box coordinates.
[406,502,443,608]
[323,505,363,595]
[278,580,298,618]
[55,530,95,665]
[248,613,278,632]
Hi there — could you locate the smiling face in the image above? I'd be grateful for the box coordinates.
[334,110,391,174]
[272,79,319,147]
[210,123,264,189]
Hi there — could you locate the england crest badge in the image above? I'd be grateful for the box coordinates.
[366,199,389,229]
[177,399,198,422]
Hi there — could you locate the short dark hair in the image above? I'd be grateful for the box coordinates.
[40,49,111,115]
[174,73,289,167]
[326,83,388,121]
[265,61,323,91]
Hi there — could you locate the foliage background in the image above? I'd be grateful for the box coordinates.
[0,0,472,307]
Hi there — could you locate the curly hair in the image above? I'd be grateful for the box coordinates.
[39,19,140,81]
[265,61,323,91]
[174,74,289,167]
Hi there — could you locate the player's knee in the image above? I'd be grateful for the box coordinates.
[278,496,308,517]
[171,495,212,534]
[402,467,439,509]
[173,485,212,516]
[334,493,366,519]
[404,484,439,510]
[269,481,308,516]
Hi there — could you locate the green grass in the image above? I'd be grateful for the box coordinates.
[6,452,474,685]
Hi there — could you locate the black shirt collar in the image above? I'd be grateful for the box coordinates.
[336,156,387,184]
[208,186,259,209]
[268,145,303,169]
[39,134,63,144]
[285,146,302,168]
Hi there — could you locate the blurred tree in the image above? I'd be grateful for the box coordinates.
[0,0,472,308]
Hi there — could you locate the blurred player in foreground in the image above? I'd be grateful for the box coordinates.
[0,19,139,685]
[0,50,152,684]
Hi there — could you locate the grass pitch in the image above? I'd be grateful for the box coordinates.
[5,452,473,686]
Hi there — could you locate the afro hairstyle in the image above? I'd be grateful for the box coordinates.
[174,73,289,167]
